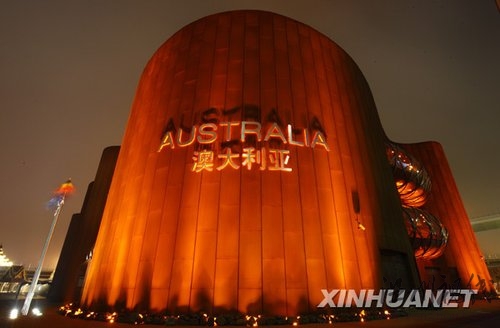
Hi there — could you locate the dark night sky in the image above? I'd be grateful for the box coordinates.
[1,0,499,269]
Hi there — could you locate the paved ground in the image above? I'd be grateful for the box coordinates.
[1,298,499,328]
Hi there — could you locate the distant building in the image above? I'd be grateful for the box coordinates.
[0,245,52,298]
[471,214,500,293]
[0,245,13,268]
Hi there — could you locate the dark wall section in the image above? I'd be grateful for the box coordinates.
[49,146,120,303]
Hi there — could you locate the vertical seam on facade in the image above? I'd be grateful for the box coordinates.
[329,45,363,289]
[165,24,195,312]
[188,16,210,311]
[270,13,289,316]
[322,38,347,288]
[300,24,331,295]
[288,19,311,311]
[209,13,222,311]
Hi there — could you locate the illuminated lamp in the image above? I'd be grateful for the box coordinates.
[0,245,14,267]
[386,142,430,207]
[9,308,19,320]
[402,206,448,260]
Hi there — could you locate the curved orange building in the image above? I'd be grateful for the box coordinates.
[397,142,493,292]
[79,10,491,316]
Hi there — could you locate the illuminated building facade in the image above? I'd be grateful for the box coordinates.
[79,11,492,315]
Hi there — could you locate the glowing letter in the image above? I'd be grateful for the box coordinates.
[217,149,240,170]
[259,148,267,171]
[264,123,287,143]
[192,150,215,172]
[219,121,240,141]
[241,121,262,142]
[268,149,292,172]
[198,123,218,144]
[287,124,305,147]
[158,131,175,151]
[177,127,197,147]
[310,131,330,151]
[242,147,258,170]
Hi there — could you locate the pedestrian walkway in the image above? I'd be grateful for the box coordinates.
[1,299,500,328]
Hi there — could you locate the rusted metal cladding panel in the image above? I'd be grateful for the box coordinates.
[401,142,494,292]
[81,10,415,315]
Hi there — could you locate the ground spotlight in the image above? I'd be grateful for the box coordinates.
[32,307,43,316]
[9,308,19,320]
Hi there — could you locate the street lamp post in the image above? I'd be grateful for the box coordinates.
[21,179,74,316]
